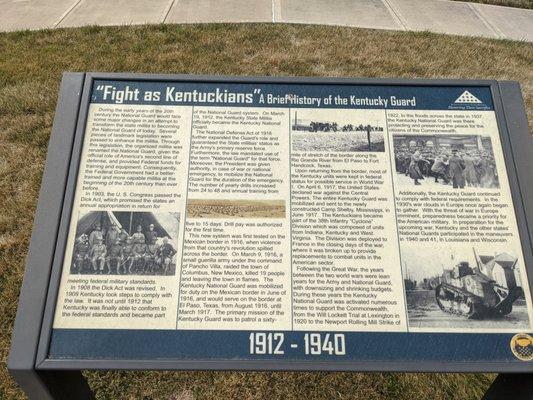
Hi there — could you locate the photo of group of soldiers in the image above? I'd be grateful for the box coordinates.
[394,135,499,189]
[70,211,178,276]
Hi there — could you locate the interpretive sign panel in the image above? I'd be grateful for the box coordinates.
[9,75,533,392]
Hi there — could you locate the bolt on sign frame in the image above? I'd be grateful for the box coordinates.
[8,73,533,399]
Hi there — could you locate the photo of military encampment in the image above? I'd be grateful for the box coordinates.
[402,246,530,330]
[70,211,179,276]
[187,199,285,218]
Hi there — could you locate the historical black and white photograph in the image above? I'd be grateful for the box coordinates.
[187,199,285,218]
[291,109,385,152]
[403,246,530,330]
[393,134,500,189]
[70,211,180,276]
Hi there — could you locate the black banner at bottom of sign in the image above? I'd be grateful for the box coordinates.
[47,329,531,365]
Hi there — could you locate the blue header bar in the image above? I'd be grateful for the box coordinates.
[91,80,494,111]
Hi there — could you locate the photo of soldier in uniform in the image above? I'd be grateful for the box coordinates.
[402,246,530,330]
[393,134,499,189]
[291,109,385,152]
[70,211,179,276]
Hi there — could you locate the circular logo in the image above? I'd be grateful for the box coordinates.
[510,333,533,361]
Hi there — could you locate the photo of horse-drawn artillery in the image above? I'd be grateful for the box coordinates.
[402,246,530,330]
[291,109,385,152]
[297,120,384,134]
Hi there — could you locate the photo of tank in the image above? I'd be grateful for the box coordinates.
[435,258,522,319]
[402,246,530,330]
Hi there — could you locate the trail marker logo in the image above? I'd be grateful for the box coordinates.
[449,89,489,110]
[510,333,533,361]
[454,90,482,104]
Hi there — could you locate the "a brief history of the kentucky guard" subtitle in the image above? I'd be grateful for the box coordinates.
[51,80,533,343]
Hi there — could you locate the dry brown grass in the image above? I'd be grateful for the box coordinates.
[1,23,532,399]
[454,0,533,8]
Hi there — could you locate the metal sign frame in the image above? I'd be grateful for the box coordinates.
[8,73,533,399]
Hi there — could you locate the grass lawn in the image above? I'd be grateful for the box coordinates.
[1,23,532,400]
[454,0,533,9]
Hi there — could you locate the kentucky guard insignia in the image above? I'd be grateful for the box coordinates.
[511,333,533,361]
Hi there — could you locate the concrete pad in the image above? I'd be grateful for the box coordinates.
[59,0,171,27]
[166,0,272,23]
[0,0,77,31]
[386,0,499,38]
[275,0,404,30]
[472,3,533,42]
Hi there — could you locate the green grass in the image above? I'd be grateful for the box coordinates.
[455,0,533,9]
[1,23,532,400]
